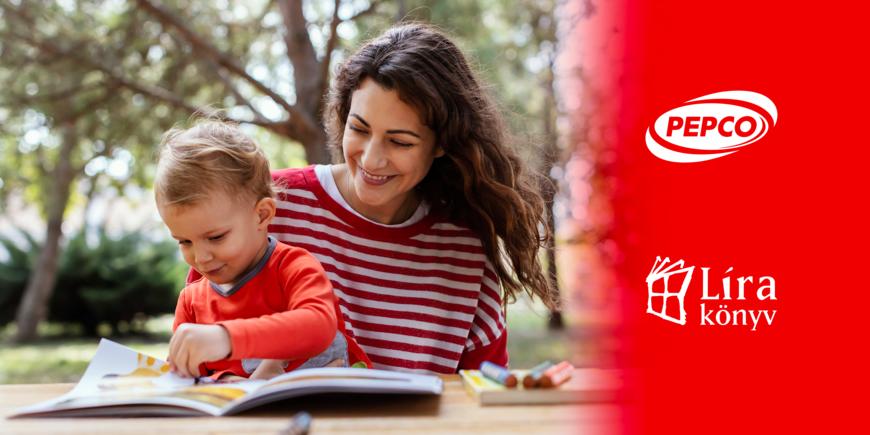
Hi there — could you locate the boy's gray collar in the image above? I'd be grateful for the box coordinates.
[209,236,277,297]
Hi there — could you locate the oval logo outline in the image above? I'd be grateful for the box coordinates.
[645,91,777,163]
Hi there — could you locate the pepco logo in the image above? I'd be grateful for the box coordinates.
[645,90,778,163]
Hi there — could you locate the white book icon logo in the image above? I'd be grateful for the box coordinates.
[646,257,695,325]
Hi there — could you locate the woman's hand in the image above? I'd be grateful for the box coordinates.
[249,359,288,380]
[168,323,231,378]
[249,358,346,380]
[216,374,247,383]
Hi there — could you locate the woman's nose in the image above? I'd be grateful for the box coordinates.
[360,138,387,170]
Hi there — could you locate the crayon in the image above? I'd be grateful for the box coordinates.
[539,360,574,388]
[480,361,518,388]
[279,411,312,435]
[522,360,554,389]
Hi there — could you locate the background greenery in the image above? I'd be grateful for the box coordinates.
[0,302,617,384]
[0,0,618,383]
[0,228,186,335]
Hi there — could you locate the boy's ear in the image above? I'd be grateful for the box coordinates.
[255,197,276,230]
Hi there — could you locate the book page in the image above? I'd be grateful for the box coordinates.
[225,367,444,415]
[12,340,443,418]
[12,339,263,417]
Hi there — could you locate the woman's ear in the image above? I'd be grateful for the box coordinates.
[434,145,446,158]
[255,197,277,231]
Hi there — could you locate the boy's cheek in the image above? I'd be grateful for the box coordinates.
[179,249,197,269]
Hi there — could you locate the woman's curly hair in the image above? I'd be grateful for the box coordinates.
[324,23,556,309]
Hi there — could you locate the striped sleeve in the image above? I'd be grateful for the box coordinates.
[269,166,507,373]
[464,259,507,352]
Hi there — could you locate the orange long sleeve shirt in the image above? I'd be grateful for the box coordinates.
[173,238,368,377]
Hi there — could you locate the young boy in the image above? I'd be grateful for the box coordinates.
[154,119,369,380]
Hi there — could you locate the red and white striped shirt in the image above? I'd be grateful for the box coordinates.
[269,166,507,374]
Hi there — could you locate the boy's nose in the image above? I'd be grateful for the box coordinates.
[193,245,214,265]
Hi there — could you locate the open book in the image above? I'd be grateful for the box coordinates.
[10,339,443,418]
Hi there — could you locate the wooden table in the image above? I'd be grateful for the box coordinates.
[0,375,620,434]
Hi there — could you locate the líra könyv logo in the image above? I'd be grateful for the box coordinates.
[646,256,777,330]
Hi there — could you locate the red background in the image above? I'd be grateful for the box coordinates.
[607,0,870,432]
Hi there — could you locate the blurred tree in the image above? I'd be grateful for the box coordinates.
[0,227,183,336]
[53,228,183,336]
[0,0,387,340]
[0,0,188,341]
[119,0,381,164]
[0,230,39,324]
[1,0,573,338]
[386,0,570,327]
[521,0,564,329]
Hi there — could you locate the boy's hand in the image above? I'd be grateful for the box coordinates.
[249,359,288,380]
[168,323,231,378]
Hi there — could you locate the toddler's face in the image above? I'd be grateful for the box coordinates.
[158,192,273,284]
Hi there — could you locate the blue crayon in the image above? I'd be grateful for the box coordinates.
[480,361,518,388]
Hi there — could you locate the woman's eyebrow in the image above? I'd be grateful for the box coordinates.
[386,128,421,138]
[349,113,370,127]
[350,113,421,138]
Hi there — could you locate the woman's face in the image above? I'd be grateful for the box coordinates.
[340,78,444,224]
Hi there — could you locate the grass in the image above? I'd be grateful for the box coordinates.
[0,339,170,384]
[0,316,174,384]
[0,299,614,384]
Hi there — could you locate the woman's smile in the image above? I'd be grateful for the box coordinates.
[358,166,396,186]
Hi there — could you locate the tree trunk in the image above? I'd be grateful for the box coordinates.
[301,127,332,164]
[545,195,564,330]
[541,66,564,331]
[80,174,101,230]
[396,0,408,21]
[13,121,78,342]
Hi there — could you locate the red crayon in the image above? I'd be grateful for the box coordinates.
[539,361,574,388]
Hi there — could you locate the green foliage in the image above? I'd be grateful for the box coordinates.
[0,228,185,335]
[0,230,40,322]
[0,306,590,384]
[346,0,560,165]
[0,0,199,215]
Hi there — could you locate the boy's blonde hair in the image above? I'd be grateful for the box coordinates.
[154,119,273,207]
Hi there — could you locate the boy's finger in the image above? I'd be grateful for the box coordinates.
[187,353,200,378]
[168,345,181,374]
[175,346,190,378]
[167,351,177,373]
[167,332,181,366]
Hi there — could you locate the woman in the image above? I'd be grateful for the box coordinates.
[268,23,556,374]
[192,23,556,374]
